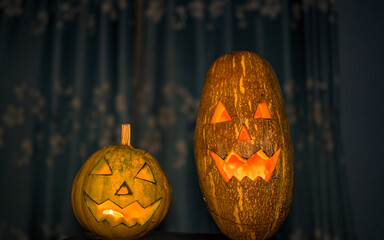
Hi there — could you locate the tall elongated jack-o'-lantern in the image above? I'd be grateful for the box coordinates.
[71,124,172,240]
[194,51,294,240]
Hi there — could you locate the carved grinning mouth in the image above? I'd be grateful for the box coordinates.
[210,148,281,183]
[84,192,161,227]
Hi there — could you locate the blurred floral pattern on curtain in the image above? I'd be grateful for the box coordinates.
[0,0,354,239]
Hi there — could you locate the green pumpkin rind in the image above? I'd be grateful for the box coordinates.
[71,128,172,240]
[194,51,294,240]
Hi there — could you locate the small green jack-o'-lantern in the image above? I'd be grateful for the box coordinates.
[71,124,172,240]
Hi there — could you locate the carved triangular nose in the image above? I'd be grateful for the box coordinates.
[115,181,132,196]
[237,125,252,141]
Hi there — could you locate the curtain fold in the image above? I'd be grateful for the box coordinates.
[0,0,354,239]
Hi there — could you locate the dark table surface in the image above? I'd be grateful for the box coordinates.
[64,231,229,240]
[64,231,280,240]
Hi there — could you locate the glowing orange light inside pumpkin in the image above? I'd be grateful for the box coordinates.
[237,125,252,141]
[115,181,132,196]
[254,102,271,119]
[211,101,232,124]
[90,159,112,175]
[116,185,129,195]
[210,148,281,182]
[84,193,162,227]
[135,163,156,183]
[103,209,124,219]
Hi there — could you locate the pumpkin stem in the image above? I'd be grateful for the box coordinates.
[121,124,131,146]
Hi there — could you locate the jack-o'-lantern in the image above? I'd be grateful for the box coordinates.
[71,124,172,240]
[194,51,294,240]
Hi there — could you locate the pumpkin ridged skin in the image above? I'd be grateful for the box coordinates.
[194,51,294,240]
[71,144,172,240]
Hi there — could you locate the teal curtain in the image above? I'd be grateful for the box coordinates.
[0,0,354,239]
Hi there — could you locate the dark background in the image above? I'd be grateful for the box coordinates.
[339,0,384,239]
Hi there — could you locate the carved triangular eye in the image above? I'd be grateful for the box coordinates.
[254,102,271,119]
[211,101,232,124]
[135,163,156,184]
[90,158,112,175]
